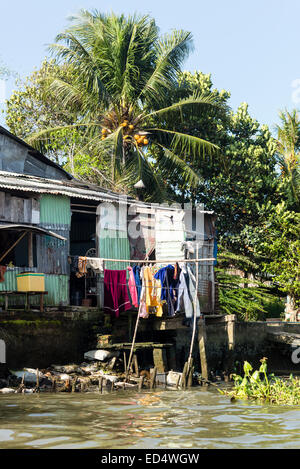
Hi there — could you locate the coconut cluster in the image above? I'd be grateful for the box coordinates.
[101,120,149,146]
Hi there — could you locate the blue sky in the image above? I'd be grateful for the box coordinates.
[1,0,300,132]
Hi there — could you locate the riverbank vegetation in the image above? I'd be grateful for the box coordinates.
[4,9,300,320]
[219,358,300,405]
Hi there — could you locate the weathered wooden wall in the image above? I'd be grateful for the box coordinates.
[0,192,40,224]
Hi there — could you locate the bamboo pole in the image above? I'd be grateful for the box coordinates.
[124,306,142,382]
[186,244,199,384]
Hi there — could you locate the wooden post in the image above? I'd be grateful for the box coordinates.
[72,377,78,393]
[138,376,144,391]
[153,347,168,373]
[133,354,139,377]
[181,361,188,389]
[40,293,44,313]
[188,366,194,388]
[25,293,30,311]
[28,232,33,268]
[224,314,237,378]
[35,368,40,393]
[98,376,103,394]
[52,377,57,392]
[226,314,236,351]
[150,366,157,390]
[198,316,209,381]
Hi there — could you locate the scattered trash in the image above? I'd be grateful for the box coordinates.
[0,387,15,394]
[84,350,120,361]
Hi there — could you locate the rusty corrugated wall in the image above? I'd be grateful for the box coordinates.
[36,194,71,305]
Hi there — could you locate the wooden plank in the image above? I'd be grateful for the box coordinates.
[23,199,32,223]
[28,232,33,268]
[4,193,11,221]
[0,192,5,219]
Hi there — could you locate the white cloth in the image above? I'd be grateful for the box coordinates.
[86,257,104,273]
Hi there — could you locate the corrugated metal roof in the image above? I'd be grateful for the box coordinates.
[0,170,132,203]
[0,223,67,241]
[0,170,214,214]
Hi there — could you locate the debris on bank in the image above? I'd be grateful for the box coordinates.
[0,349,220,395]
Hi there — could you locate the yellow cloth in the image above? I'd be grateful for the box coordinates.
[143,266,163,317]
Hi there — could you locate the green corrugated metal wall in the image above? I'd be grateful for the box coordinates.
[40,194,71,225]
[99,229,130,271]
[0,271,69,307]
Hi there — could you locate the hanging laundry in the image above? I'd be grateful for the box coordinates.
[132,265,142,303]
[139,266,163,318]
[0,266,7,283]
[144,266,163,317]
[86,258,104,274]
[154,264,176,317]
[138,267,148,318]
[172,262,182,310]
[76,256,88,278]
[127,266,138,308]
[104,269,131,318]
[176,263,200,319]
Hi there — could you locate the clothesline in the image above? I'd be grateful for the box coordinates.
[98,281,203,290]
[69,255,215,263]
[102,258,215,263]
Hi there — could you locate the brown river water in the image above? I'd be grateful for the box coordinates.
[1,386,300,449]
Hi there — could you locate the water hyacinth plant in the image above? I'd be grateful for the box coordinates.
[219,358,300,405]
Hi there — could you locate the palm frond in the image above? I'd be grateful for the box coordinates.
[144,93,219,120]
[155,143,200,186]
[148,128,219,160]
[138,29,193,107]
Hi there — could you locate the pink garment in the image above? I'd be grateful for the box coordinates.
[138,266,149,318]
[127,267,138,308]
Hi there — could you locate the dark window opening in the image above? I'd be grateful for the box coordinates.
[0,231,37,268]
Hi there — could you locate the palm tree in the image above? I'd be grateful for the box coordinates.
[28,10,220,200]
[275,109,300,210]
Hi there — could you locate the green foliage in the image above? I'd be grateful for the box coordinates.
[161,71,279,258]
[220,358,300,405]
[275,109,300,212]
[216,250,275,321]
[6,11,222,201]
[255,202,300,305]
